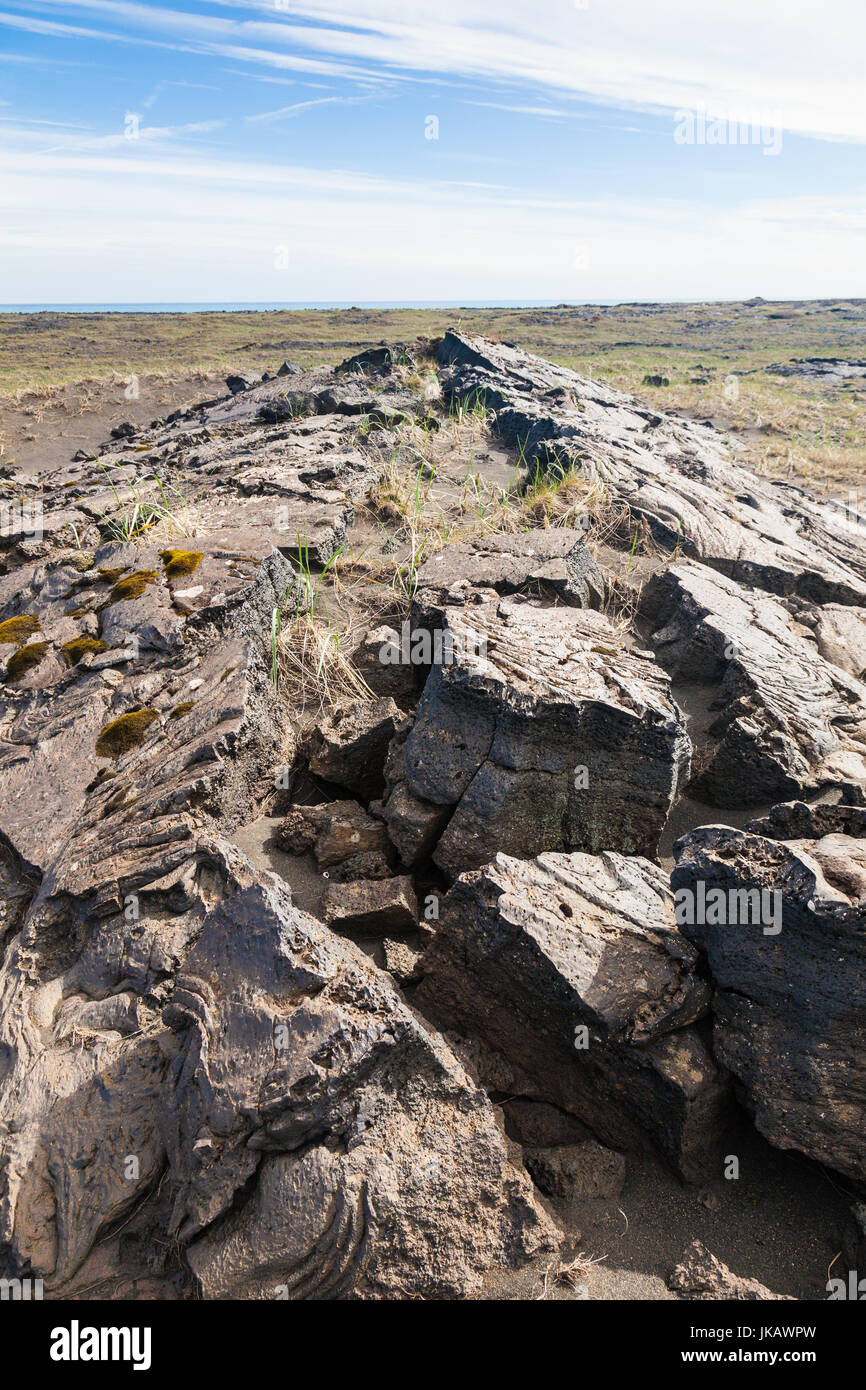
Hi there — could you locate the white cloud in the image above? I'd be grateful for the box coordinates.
[0,132,863,302]
[17,0,866,143]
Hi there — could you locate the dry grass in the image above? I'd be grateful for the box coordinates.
[532,1251,607,1300]
[276,613,374,719]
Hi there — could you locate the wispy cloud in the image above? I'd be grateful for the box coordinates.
[13,0,866,141]
[245,94,364,124]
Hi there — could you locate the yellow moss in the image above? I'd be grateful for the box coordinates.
[169,700,196,719]
[95,708,160,759]
[105,570,159,604]
[6,641,49,682]
[0,614,42,647]
[160,548,203,578]
[97,566,130,583]
[60,635,109,666]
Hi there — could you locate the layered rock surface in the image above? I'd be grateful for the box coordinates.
[418,850,728,1180]
[438,329,866,604]
[644,560,866,804]
[3,335,866,1299]
[381,594,691,874]
[673,802,866,1182]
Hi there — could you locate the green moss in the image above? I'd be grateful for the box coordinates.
[104,570,159,604]
[95,708,160,759]
[60,635,109,666]
[169,700,196,719]
[6,641,49,682]
[0,614,42,647]
[160,548,203,578]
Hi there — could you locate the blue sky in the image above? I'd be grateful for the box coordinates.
[0,0,864,303]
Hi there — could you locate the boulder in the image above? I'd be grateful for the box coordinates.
[275,799,393,870]
[300,697,405,801]
[382,938,423,986]
[382,594,691,873]
[644,560,866,805]
[668,1240,792,1300]
[417,851,728,1180]
[673,809,866,1181]
[322,875,419,935]
[524,1141,626,1201]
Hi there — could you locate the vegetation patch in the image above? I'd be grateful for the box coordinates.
[169,700,196,718]
[60,635,109,666]
[0,614,42,646]
[104,569,159,604]
[95,708,160,758]
[160,547,203,577]
[5,641,50,682]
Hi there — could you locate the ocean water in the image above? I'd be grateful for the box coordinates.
[0,300,589,314]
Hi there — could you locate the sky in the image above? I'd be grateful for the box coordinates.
[0,0,864,303]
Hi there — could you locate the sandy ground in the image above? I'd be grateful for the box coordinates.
[1,372,220,475]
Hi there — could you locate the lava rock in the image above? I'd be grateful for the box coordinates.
[668,1240,792,1300]
[674,817,866,1181]
[417,850,727,1180]
[322,875,419,935]
[524,1141,626,1201]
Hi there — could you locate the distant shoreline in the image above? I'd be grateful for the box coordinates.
[4,297,861,315]
[1,300,596,314]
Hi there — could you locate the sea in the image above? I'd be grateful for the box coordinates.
[0,300,591,314]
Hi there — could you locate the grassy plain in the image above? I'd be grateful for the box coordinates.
[1,299,864,492]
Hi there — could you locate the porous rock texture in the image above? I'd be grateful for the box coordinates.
[668,1240,792,1300]
[417,850,728,1181]
[381,593,691,875]
[673,802,866,1182]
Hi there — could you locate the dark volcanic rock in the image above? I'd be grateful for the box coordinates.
[5,328,866,1299]
[414,530,605,611]
[299,697,405,802]
[321,874,419,935]
[668,1240,792,1300]
[382,594,690,873]
[673,818,866,1181]
[438,329,866,605]
[524,1141,626,1201]
[644,560,866,805]
[0,608,556,1299]
[417,851,727,1180]
[275,799,393,870]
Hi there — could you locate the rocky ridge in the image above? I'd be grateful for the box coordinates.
[0,331,864,1299]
